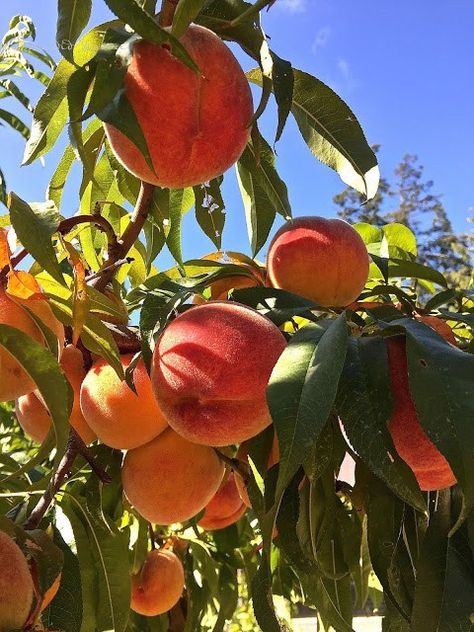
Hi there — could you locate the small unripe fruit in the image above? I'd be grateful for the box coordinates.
[80,355,168,450]
[0,530,34,632]
[131,548,184,616]
[151,302,286,446]
[267,216,369,307]
[104,25,253,189]
[122,427,224,524]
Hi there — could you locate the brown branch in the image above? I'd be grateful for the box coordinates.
[58,214,120,259]
[85,257,134,282]
[90,181,155,292]
[214,448,250,481]
[24,428,111,531]
[159,0,179,27]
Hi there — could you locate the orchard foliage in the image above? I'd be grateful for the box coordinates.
[0,2,473,632]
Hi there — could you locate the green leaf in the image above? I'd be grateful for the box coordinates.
[248,67,379,199]
[56,0,92,62]
[269,315,348,502]
[382,223,417,258]
[411,489,474,632]
[42,527,83,632]
[103,0,199,72]
[0,107,29,139]
[251,554,282,632]
[61,492,131,632]
[335,336,426,511]
[0,167,6,205]
[172,0,211,38]
[0,325,72,466]
[388,258,448,287]
[236,148,278,256]
[194,178,225,249]
[270,51,293,143]
[0,79,32,111]
[238,133,291,219]
[8,193,65,286]
[23,25,105,164]
[67,63,97,173]
[403,319,474,526]
[166,188,186,268]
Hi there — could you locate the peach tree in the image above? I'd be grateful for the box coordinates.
[0,1,473,631]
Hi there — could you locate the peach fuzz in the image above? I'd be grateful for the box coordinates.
[198,473,247,530]
[131,548,184,616]
[80,355,168,450]
[122,427,224,525]
[151,302,286,447]
[0,530,34,632]
[0,288,64,402]
[387,336,456,491]
[235,434,280,507]
[15,345,96,445]
[104,25,253,189]
[267,216,369,307]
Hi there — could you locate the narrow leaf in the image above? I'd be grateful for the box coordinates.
[56,0,92,62]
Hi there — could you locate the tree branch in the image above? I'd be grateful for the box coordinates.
[159,0,179,27]
[24,428,111,530]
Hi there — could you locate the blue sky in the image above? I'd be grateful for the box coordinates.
[0,0,473,265]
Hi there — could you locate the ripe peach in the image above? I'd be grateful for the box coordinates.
[122,427,224,524]
[131,548,184,616]
[0,288,64,401]
[235,434,280,507]
[387,336,456,490]
[0,530,34,631]
[104,25,253,189]
[193,274,260,304]
[198,473,247,530]
[267,216,369,307]
[80,355,168,450]
[151,302,286,446]
[15,345,96,445]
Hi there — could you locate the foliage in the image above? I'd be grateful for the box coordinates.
[0,2,473,632]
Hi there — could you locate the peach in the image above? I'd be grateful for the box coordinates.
[0,288,64,401]
[122,427,224,524]
[104,25,253,189]
[193,274,260,304]
[198,473,246,530]
[131,548,184,616]
[80,355,168,449]
[151,302,286,446]
[387,336,456,491]
[15,345,96,445]
[267,216,369,307]
[235,434,280,507]
[0,530,33,631]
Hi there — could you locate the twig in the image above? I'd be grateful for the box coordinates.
[214,448,250,481]
[85,257,134,282]
[58,214,120,259]
[159,0,179,27]
[90,182,155,291]
[24,428,110,530]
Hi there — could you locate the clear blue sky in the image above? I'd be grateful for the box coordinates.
[1,0,473,265]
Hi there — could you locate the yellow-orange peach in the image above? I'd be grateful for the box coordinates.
[193,275,261,305]
[151,302,286,446]
[80,355,167,450]
[235,434,280,507]
[0,530,33,631]
[15,345,96,445]
[198,473,247,530]
[0,288,64,401]
[131,548,184,616]
[267,216,369,307]
[387,335,456,491]
[104,25,253,189]
[122,427,224,524]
